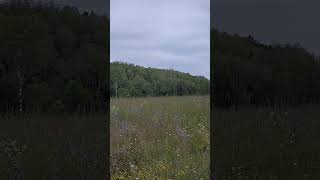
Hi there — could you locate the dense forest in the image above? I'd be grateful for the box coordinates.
[0,0,109,113]
[211,28,320,109]
[110,62,210,97]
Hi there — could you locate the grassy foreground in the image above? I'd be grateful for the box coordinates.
[0,113,107,179]
[110,96,210,179]
[212,107,320,180]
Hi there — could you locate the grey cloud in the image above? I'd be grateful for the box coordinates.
[111,0,210,79]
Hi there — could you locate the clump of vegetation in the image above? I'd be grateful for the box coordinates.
[211,28,320,179]
[110,62,209,97]
[0,1,108,179]
[110,96,209,179]
[0,0,109,113]
[212,29,320,109]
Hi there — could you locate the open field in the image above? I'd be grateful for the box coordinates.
[110,96,210,179]
[0,113,107,179]
[212,107,320,180]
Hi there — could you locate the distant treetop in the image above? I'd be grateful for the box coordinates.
[110,62,210,97]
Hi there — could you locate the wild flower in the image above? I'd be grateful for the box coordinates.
[110,96,209,179]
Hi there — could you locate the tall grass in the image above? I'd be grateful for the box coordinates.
[0,113,107,179]
[110,96,210,179]
[212,107,320,180]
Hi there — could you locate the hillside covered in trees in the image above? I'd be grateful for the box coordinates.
[211,29,320,109]
[0,0,109,113]
[110,62,210,97]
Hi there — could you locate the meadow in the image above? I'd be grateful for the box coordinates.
[0,113,107,179]
[110,96,210,179]
[212,106,320,180]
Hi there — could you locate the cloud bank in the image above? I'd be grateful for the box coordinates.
[111,0,210,79]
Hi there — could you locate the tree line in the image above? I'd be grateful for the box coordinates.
[110,62,210,97]
[0,0,109,113]
[211,28,320,109]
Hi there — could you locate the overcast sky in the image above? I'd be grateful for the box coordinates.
[212,0,320,54]
[111,0,210,79]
